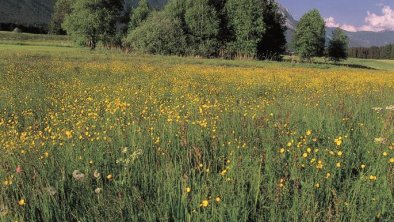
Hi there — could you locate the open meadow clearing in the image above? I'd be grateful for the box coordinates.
[0,43,394,221]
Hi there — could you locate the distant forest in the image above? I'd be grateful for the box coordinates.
[348,44,394,60]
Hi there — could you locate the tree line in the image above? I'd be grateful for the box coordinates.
[50,0,349,62]
[348,44,394,60]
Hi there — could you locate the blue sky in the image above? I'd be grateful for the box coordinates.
[277,0,394,32]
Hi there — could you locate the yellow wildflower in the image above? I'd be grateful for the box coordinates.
[369,175,377,181]
[316,161,323,169]
[65,130,73,139]
[18,199,26,206]
[334,137,342,146]
[200,200,209,207]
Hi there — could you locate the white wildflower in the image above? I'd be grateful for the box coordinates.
[372,107,383,111]
[121,147,128,153]
[130,149,143,162]
[386,105,394,111]
[72,170,85,181]
[374,137,386,144]
[93,170,101,179]
[0,200,8,216]
[44,186,57,196]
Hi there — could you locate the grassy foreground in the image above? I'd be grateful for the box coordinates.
[0,43,394,221]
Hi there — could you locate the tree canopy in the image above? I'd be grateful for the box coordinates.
[124,11,187,55]
[348,44,394,60]
[226,0,266,58]
[62,0,122,49]
[327,28,349,62]
[61,0,288,60]
[258,0,287,60]
[129,0,151,31]
[292,9,325,60]
[49,0,73,35]
[184,0,220,57]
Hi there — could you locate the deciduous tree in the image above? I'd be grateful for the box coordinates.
[49,0,73,35]
[327,28,349,62]
[226,0,266,58]
[62,0,122,49]
[125,12,186,55]
[258,0,287,60]
[293,9,325,60]
[129,0,151,31]
[184,0,220,57]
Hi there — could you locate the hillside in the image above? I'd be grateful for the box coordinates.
[339,29,394,47]
[0,0,53,27]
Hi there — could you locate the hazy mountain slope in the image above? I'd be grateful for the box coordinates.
[334,29,394,47]
[0,0,53,26]
[278,4,297,30]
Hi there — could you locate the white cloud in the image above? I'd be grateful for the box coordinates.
[364,6,394,31]
[324,17,358,32]
[325,5,394,32]
[324,17,338,27]
[340,24,358,32]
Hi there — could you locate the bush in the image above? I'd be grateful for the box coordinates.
[62,0,121,49]
[124,12,186,55]
[327,28,349,62]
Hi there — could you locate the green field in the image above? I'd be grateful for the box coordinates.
[0,33,393,221]
[0,31,72,47]
[346,58,394,71]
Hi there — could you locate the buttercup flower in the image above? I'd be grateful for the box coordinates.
[200,200,209,207]
[18,199,26,206]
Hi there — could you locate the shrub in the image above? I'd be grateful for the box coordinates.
[124,12,186,55]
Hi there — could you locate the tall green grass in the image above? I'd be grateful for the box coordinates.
[0,43,393,221]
